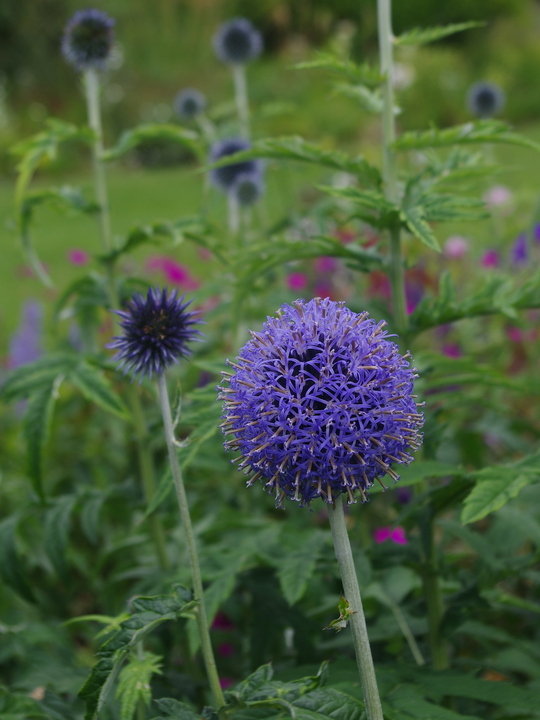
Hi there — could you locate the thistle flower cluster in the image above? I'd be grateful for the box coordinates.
[62,9,115,72]
[209,138,264,198]
[174,88,207,120]
[467,81,505,119]
[108,287,201,379]
[213,18,263,65]
[231,171,264,206]
[219,298,424,507]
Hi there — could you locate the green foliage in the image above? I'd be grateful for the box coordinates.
[394,21,485,46]
[102,124,203,163]
[0,517,36,603]
[116,651,162,720]
[294,52,381,86]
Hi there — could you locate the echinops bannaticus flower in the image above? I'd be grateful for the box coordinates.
[213,18,263,65]
[209,138,262,192]
[467,81,505,118]
[219,298,423,507]
[231,171,264,206]
[108,287,201,379]
[61,9,115,72]
[174,88,207,120]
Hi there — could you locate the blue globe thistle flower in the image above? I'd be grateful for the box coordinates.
[219,298,424,507]
[213,18,263,65]
[108,287,202,379]
[62,9,115,72]
[174,88,207,120]
[209,137,262,193]
[467,81,505,118]
[510,233,528,266]
[231,171,264,206]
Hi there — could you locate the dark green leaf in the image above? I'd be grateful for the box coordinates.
[293,688,365,720]
[71,361,129,420]
[294,52,381,86]
[400,206,440,251]
[44,495,77,579]
[277,531,326,605]
[102,124,203,162]
[234,665,274,701]
[0,517,36,603]
[0,353,78,403]
[153,697,200,720]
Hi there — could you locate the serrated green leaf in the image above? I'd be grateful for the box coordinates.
[394,21,484,46]
[116,652,162,720]
[400,206,440,251]
[0,353,78,403]
[44,495,77,578]
[80,492,107,545]
[462,473,537,525]
[102,124,202,162]
[234,665,274,701]
[277,531,326,605]
[332,83,384,114]
[293,688,365,720]
[53,275,109,324]
[207,137,381,188]
[153,697,200,720]
[385,685,480,720]
[71,361,129,420]
[24,377,63,501]
[0,684,48,719]
[0,517,36,603]
[394,120,540,153]
[294,52,381,86]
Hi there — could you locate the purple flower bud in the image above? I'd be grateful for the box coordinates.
[481,249,500,269]
[467,81,505,119]
[208,138,262,193]
[174,88,207,120]
[219,298,423,507]
[62,9,115,72]
[213,18,263,65]
[108,287,202,379]
[511,233,528,266]
[231,171,264,206]
[8,301,44,370]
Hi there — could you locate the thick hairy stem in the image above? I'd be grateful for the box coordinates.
[156,374,226,715]
[328,496,384,720]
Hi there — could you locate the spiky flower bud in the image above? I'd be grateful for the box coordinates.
[108,287,201,379]
[467,81,505,119]
[61,9,115,72]
[209,137,262,193]
[213,18,262,65]
[174,88,207,120]
[219,298,423,507]
[231,171,264,206]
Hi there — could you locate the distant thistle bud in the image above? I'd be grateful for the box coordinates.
[174,88,207,120]
[209,137,262,193]
[108,287,201,379]
[213,18,263,65]
[62,9,115,72]
[231,171,264,206]
[467,81,505,119]
[219,298,423,507]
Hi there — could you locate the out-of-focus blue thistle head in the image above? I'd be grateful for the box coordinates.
[8,300,44,370]
[231,170,264,206]
[62,9,115,72]
[213,18,263,65]
[108,287,202,379]
[467,81,505,118]
[209,137,262,193]
[511,233,528,266]
[219,298,424,507]
[174,88,207,120]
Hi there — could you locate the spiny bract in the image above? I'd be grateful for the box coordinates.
[219,298,423,507]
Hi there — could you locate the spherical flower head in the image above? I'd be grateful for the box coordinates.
[467,81,505,119]
[209,138,262,193]
[108,287,201,379]
[481,249,500,268]
[213,18,262,65]
[231,171,264,206]
[219,298,424,507]
[61,9,115,72]
[174,88,207,120]
[443,235,469,260]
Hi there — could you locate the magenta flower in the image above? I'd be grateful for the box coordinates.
[442,344,462,359]
[286,272,308,292]
[481,249,500,269]
[217,643,236,658]
[68,248,89,266]
[146,256,200,290]
[506,326,523,343]
[212,612,235,631]
[219,677,235,689]
[443,236,469,260]
[373,526,408,545]
[314,256,338,274]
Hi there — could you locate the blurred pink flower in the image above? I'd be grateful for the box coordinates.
[334,228,356,244]
[286,272,308,291]
[314,256,337,274]
[146,255,200,290]
[217,643,236,658]
[219,677,235,689]
[442,343,462,359]
[373,526,408,545]
[68,249,89,266]
[506,326,523,343]
[313,281,333,299]
[481,249,500,268]
[198,247,213,262]
[406,300,417,315]
[483,185,513,209]
[443,236,469,260]
[212,612,235,631]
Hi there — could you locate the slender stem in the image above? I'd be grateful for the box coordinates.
[156,374,226,714]
[84,68,169,571]
[421,517,449,670]
[228,192,240,236]
[196,113,217,143]
[328,496,384,720]
[232,63,250,139]
[377,0,408,337]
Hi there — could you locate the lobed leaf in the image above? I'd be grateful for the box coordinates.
[394,21,484,46]
[0,517,36,604]
[70,361,130,420]
[332,83,384,114]
[294,52,381,86]
[44,495,77,579]
[102,124,203,162]
[277,531,327,606]
[116,652,162,720]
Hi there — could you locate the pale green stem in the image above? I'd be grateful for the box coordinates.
[377,0,408,337]
[84,67,169,571]
[232,63,250,139]
[156,374,226,715]
[328,496,384,720]
[228,192,240,236]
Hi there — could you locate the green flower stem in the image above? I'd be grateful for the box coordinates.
[232,63,250,138]
[156,373,226,715]
[421,518,449,670]
[377,0,408,337]
[328,496,384,720]
[84,67,169,571]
